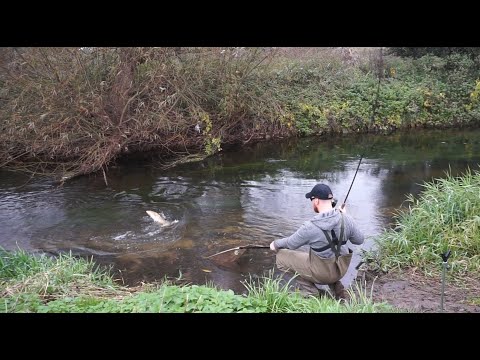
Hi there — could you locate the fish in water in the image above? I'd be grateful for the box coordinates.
[146,210,178,227]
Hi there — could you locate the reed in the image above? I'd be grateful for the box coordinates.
[365,168,480,282]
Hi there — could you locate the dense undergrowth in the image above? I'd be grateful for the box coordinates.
[1,47,479,181]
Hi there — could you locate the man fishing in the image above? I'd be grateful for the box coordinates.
[269,183,364,300]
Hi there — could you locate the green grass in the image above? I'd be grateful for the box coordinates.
[0,248,126,312]
[364,168,480,282]
[1,248,395,313]
[241,271,395,313]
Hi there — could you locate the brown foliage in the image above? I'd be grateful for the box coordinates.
[0,47,283,182]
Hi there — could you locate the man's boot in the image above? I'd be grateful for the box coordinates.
[295,277,321,297]
[328,280,347,300]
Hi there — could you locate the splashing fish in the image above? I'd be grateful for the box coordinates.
[146,210,179,227]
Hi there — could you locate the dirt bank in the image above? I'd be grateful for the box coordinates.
[357,268,480,313]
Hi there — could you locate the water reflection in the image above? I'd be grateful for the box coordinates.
[1,128,480,293]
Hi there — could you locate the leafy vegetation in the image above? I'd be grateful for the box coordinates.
[0,248,395,313]
[388,47,480,59]
[364,169,480,282]
[1,47,479,181]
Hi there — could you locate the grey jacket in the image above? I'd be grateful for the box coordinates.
[273,209,364,258]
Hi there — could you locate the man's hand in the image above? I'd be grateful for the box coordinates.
[339,203,347,214]
[270,241,277,252]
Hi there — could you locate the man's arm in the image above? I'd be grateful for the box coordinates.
[272,222,311,250]
[344,214,364,245]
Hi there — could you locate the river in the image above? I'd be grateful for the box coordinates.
[1,128,479,293]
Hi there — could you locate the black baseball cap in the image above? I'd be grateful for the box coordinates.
[305,184,333,200]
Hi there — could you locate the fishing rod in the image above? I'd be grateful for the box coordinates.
[338,49,384,278]
[341,155,363,209]
[209,155,361,260]
[340,48,383,209]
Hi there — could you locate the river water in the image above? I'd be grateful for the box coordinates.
[1,128,479,293]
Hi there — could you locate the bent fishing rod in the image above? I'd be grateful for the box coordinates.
[342,51,384,272]
[207,154,364,260]
[207,159,363,260]
[340,48,383,209]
